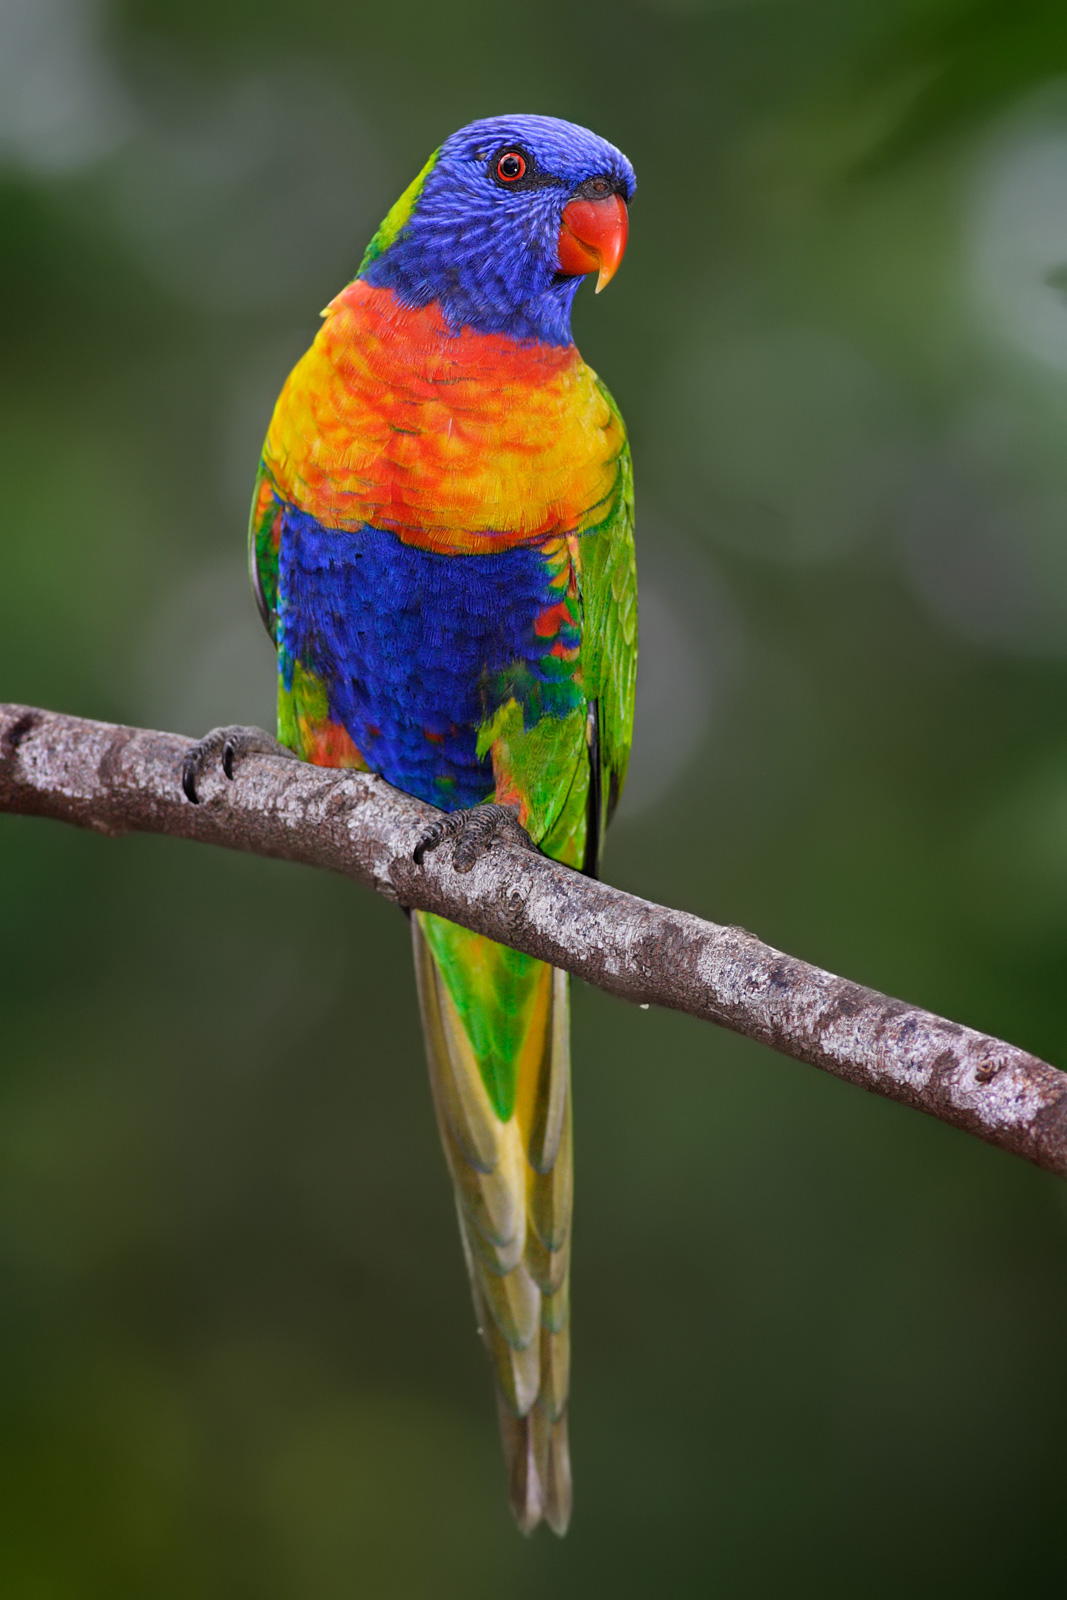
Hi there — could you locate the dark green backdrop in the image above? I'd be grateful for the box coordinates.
[2,0,1067,1593]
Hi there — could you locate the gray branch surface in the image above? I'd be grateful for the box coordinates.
[3,701,1066,1179]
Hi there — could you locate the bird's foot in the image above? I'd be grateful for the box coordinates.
[181,725,297,804]
[413,802,537,873]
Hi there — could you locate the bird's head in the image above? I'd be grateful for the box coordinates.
[358,114,635,346]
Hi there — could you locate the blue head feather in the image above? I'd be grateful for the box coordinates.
[360,114,635,347]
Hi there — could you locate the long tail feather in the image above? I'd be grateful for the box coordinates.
[413,914,573,1535]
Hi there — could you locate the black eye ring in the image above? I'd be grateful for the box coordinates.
[496,150,526,182]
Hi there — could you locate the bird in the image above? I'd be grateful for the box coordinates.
[182,114,637,1535]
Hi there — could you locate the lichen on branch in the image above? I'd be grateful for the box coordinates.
[3,701,1066,1179]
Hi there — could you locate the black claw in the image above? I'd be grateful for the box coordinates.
[181,755,201,805]
[413,803,536,872]
[412,823,445,866]
[180,725,295,805]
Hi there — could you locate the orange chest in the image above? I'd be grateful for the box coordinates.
[263,281,625,554]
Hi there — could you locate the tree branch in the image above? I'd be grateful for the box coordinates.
[3,701,1065,1179]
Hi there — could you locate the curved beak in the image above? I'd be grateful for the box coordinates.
[557,192,629,293]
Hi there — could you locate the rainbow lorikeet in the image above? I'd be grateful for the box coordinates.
[183,115,637,1535]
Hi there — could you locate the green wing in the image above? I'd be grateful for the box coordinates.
[479,372,636,877]
[248,460,282,642]
[577,378,638,870]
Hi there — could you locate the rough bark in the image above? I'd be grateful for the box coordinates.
[3,701,1066,1179]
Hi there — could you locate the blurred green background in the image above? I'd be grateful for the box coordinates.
[3,0,1067,1593]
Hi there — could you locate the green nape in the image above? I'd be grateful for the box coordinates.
[356,149,439,277]
[417,913,547,1122]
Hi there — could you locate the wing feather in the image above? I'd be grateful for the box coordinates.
[579,382,637,855]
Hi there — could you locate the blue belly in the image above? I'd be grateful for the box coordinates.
[276,507,561,810]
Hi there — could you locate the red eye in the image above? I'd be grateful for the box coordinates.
[496,151,526,182]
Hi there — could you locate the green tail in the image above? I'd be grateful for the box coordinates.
[412,912,573,1535]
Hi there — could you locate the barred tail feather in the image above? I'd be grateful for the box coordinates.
[412,914,573,1536]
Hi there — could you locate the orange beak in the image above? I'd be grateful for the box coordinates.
[557,192,628,293]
